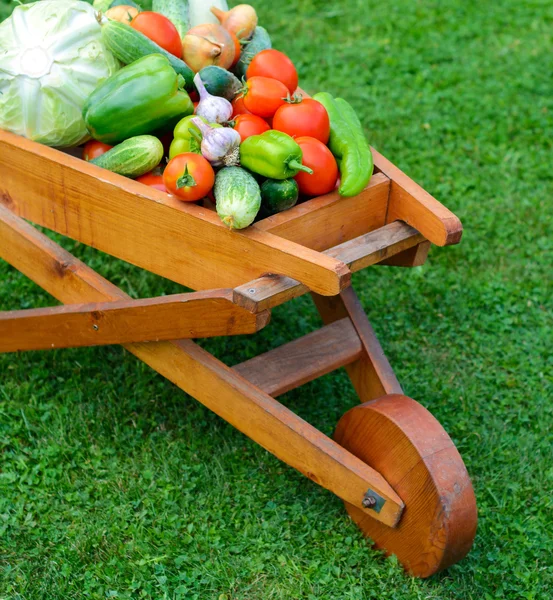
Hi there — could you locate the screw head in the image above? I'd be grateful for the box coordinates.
[362,495,377,509]
[92,324,99,331]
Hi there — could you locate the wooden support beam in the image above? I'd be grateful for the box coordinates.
[379,241,431,268]
[233,318,363,397]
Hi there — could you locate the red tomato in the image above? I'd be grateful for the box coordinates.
[131,12,182,58]
[189,90,200,103]
[273,98,330,144]
[136,171,167,192]
[246,49,298,94]
[294,136,338,196]
[230,32,241,68]
[231,95,252,117]
[231,114,270,141]
[163,153,215,202]
[242,77,289,118]
[82,140,112,161]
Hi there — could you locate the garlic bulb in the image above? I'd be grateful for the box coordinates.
[194,72,233,123]
[191,118,241,167]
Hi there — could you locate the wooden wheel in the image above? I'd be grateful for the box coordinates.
[334,394,477,578]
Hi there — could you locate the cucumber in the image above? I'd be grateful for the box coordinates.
[233,26,272,79]
[260,178,299,215]
[109,0,142,9]
[93,0,113,12]
[152,0,189,40]
[101,21,195,91]
[214,167,261,229]
[90,135,163,178]
[198,66,241,100]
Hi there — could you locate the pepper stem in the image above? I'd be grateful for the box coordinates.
[189,128,203,144]
[176,164,197,189]
[288,159,313,175]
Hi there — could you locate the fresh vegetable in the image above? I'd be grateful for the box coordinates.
[214,167,261,229]
[151,0,189,41]
[90,135,164,178]
[83,54,194,144]
[194,72,233,123]
[105,6,140,23]
[188,0,228,27]
[136,169,167,192]
[231,95,252,117]
[293,136,338,196]
[109,0,141,8]
[246,49,298,94]
[182,23,235,72]
[240,76,289,118]
[163,153,215,201]
[313,92,373,197]
[102,20,194,90]
[211,4,258,40]
[198,66,241,100]
[93,0,113,12]
[273,98,330,144]
[260,178,299,215]
[169,115,216,158]
[233,26,271,78]
[83,141,113,161]
[229,32,241,68]
[240,130,313,180]
[231,114,270,141]
[190,118,240,167]
[0,0,119,148]
[130,12,182,58]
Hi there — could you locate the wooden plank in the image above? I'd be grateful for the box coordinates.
[312,287,403,401]
[0,208,403,527]
[233,318,363,397]
[379,241,431,267]
[372,149,463,247]
[0,130,349,296]
[254,173,390,251]
[0,291,270,353]
[233,222,422,312]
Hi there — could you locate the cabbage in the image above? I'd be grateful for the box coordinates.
[0,0,119,147]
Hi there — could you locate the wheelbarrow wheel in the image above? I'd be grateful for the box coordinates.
[333,394,477,578]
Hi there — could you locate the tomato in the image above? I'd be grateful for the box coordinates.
[163,153,215,202]
[230,32,241,67]
[82,140,112,161]
[231,114,270,141]
[231,95,252,117]
[189,90,200,103]
[242,77,289,118]
[136,171,167,192]
[246,49,298,94]
[131,12,182,58]
[294,136,338,196]
[273,98,330,144]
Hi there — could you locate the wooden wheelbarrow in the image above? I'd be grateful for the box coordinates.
[0,128,477,578]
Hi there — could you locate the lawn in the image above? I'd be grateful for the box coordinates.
[1,0,552,598]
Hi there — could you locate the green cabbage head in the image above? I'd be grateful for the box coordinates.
[0,0,119,147]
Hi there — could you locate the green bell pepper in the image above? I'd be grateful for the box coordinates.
[239,130,313,180]
[312,92,373,197]
[169,116,222,159]
[83,54,194,145]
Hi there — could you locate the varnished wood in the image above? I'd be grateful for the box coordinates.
[379,241,431,267]
[233,318,363,397]
[0,290,270,353]
[0,209,404,527]
[0,130,349,296]
[334,395,477,577]
[233,222,422,312]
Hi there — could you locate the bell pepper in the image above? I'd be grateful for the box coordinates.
[83,54,194,145]
[239,130,313,180]
[169,116,222,160]
[312,92,373,197]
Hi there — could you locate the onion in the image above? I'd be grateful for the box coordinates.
[210,4,258,40]
[182,23,235,73]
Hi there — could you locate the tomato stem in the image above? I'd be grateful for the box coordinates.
[176,164,197,189]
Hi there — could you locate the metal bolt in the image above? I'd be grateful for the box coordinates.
[362,494,377,509]
[92,324,99,331]
[248,288,256,294]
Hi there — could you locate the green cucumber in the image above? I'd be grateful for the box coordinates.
[93,0,113,12]
[233,26,272,79]
[214,167,261,229]
[152,0,189,40]
[109,0,142,9]
[101,21,194,91]
[260,178,299,215]
[90,135,163,178]
[198,66,241,100]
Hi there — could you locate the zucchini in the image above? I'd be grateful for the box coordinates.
[233,26,272,79]
[214,167,261,229]
[93,0,113,12]
[260,178,299,215]
[109,0,142,9]
[90,135,163,178]
[188,0,228,27]
[198,66,241,100]
[152,0,189,40]
[101,20,195,91]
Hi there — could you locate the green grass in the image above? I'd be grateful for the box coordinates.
[1,0,553,598]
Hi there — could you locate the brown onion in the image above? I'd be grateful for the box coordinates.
[210,4,258,41]
[182,23,235,73]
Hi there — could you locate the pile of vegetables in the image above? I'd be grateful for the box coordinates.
[0,0,374,230]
